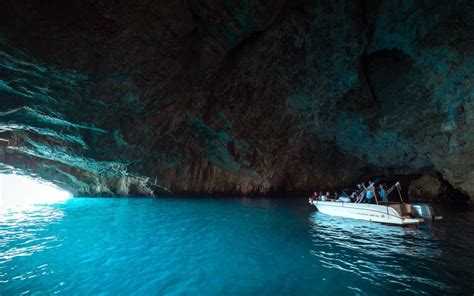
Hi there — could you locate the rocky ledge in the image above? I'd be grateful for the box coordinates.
[0,0,472,203]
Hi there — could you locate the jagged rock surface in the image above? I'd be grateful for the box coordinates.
[408,175,444,202]
[0,0,472,200]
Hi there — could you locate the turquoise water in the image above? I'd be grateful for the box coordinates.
[1,197,473,295]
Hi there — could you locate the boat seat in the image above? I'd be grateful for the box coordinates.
[389,204,412,216]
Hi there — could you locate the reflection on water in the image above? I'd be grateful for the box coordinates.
[308,211,472,294]
[0,204,65,283]
[309,212,440,257]
[0,198,473,295]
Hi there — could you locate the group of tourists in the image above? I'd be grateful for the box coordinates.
[356,181,388,204]
[310,191,340,202]
[310,181,389,204]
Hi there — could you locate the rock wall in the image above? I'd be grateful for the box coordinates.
[0,0,472,201]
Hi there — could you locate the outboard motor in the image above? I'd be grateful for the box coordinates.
[411,203,439,222]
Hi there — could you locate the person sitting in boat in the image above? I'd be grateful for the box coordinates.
[326,191,332,200]
[311,192,319,201]
[378,184,388,203]
[319,191,327,201]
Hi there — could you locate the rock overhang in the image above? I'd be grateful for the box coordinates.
[0,0,472,201]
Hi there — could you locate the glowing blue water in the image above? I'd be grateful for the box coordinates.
[1,197,473,295]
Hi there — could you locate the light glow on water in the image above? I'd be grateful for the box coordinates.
[0,174,71,207]
[0,198,473,294]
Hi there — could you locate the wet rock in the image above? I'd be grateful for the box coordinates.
[0,0,472,201]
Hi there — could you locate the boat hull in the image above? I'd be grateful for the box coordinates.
[309,200,423,225]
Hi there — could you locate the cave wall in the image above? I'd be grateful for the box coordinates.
[0,0,472,199]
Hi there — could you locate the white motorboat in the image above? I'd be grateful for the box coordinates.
[309,181,442,226]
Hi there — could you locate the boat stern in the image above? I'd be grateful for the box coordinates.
[411,203,443,222]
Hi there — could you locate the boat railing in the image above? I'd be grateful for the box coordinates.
[358,184,379,204]
[355,187,368,203]
[355,182,404,204]
[386,181,404,203]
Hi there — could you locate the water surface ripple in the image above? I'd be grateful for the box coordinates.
[0,197,473,295]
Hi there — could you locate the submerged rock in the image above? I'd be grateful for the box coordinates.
[0,0,472,201]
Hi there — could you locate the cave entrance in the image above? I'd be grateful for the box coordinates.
[0,174,71,207]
